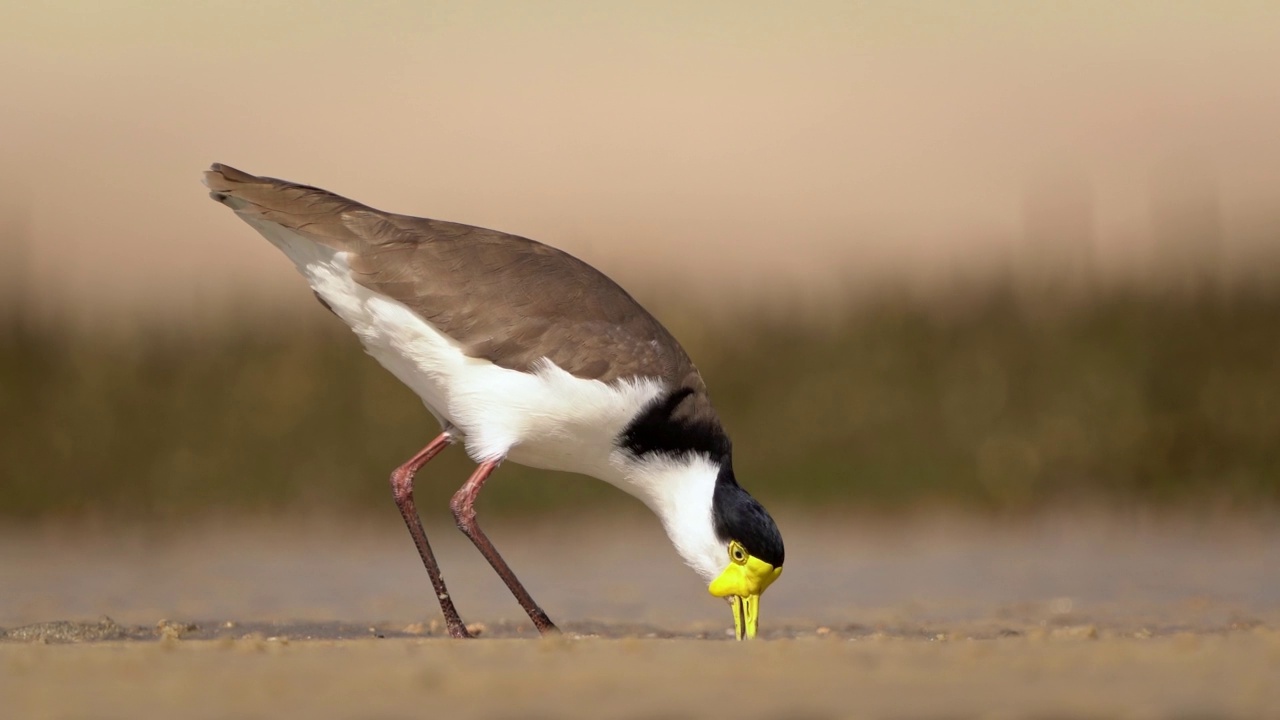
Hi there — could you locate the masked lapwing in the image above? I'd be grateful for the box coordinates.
[203,164,784,639]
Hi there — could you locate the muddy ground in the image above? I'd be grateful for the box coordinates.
[3,511,1279,718]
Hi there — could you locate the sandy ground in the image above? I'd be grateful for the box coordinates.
[3,511,1279,717]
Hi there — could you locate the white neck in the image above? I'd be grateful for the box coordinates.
[607,451,727,583]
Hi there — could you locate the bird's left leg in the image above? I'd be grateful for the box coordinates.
[450,460,560,635]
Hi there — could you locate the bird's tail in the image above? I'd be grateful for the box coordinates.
[202,163,366,248]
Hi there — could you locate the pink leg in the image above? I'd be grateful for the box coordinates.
[390,432,471,639]
[450,460,559,635]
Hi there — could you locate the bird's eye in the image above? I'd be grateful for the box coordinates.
[729,543,747,564]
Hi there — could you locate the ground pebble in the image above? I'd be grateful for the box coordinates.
[155,620,198,641]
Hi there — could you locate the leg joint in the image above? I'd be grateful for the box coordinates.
[449,490,475,532]
[390,468,413,505]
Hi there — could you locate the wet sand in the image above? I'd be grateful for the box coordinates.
[3,512,1279,717]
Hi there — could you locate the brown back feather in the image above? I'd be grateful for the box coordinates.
[204,163,707,392]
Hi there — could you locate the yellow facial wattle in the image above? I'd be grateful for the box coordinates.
[708,542,782,640]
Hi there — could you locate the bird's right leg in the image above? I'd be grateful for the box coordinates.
[390,432,472,639]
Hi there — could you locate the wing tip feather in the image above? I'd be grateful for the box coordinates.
[203,163,265,210]
[202,162,256,190]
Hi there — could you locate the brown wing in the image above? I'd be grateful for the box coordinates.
[205,163,704,389]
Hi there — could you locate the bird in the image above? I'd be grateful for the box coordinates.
[202,164,784,640]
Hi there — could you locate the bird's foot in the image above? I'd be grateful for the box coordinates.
[446,621,474,639]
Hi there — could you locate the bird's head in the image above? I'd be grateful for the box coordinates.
[621,451,784,639]
[615,390,784,640]
[706,473,784,639]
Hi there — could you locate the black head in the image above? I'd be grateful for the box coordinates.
[711,462,784,567]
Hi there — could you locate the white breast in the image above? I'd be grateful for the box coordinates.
[243,216,668,485]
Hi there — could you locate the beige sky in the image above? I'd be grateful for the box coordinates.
[2,1,1279,322]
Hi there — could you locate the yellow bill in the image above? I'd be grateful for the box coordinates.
[708,542,782,640]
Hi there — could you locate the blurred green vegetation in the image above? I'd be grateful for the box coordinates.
[2,280,1279,520]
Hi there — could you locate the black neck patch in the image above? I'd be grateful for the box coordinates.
[619,388,783,567]
[712,462,785,567]
[618,387,732,462]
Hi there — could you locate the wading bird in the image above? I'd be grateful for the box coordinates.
[203,164,784,639]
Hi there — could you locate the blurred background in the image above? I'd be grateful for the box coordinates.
[2,1,1279,524]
